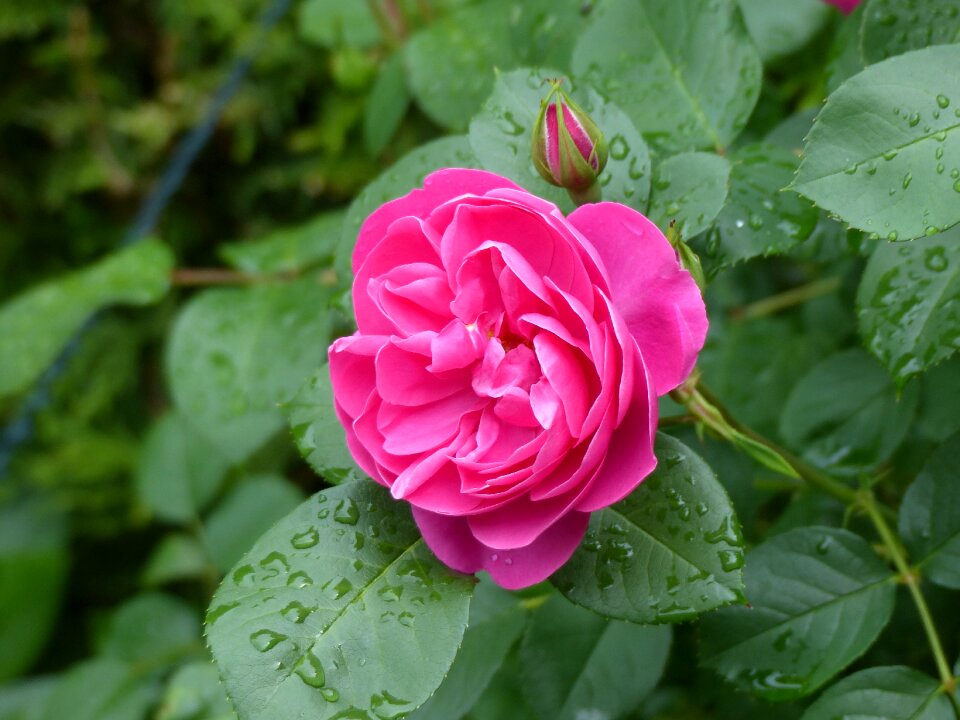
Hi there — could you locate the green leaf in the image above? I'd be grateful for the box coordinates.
[0,678,57,720]
[738,0,831,62]
[37,658,160,720]
[205,481,474,720]
[166,279,335,463]
[335,135,478,282]
[518,595,671,720]
[142,534,212,587]
[857,229,960,387]
[157,662,237,720]
[917,356,960,443]
[469,67,651,213]
[800,666,954,720]
[203,474,305,574]
[404,0,516,131]
[779,348,919,474]
[826,5,867,94]
[696,144,818,277]
[647,152,731,238]
[136,412,231,523]
[220,211,345,275]
[0,497,67,681]
[98,592,201,666]
[700,527,896,701]
[297,0,380,49]
[468,653,539,720]
[552,434,745,624]
[509,0,596,70]
[792,45,960,240]
[363,53,410,158]
[860,0,960,66]
[572,0,762,153]
[283,365,365,487]
[0,239,172,398]
[408,578,526,720]
[899,432,960,589]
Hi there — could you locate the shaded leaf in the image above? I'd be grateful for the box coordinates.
[0,240,172,398]
[283,365,365,486]
[37,658,160,720]
[135,412,231,523]
[800,666,953,720]
[157,662,237,720]
[0,497,67,681]
[142,534,212,587]
[98,593,201,667]
[203,474,305,574]
[363,53,410,158]
[404,0,515,131]
[739,0,831,62]
[518,595,671,720]
[166,279,335,463]
[700,526,897,701]
[220,211,345,275]
[779,348,919,474]
[899,432,960,589]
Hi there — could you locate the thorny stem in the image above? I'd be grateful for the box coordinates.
[679,376,958,704]
[860,492,956,696]
[730,276,842,320]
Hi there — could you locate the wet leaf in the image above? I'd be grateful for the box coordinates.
[859,0,960,65]
[552,434,745,624]
[696,144,818,277]
[647,152,731,238]
[793,45,960,240]
[205,481,474,720]
[857,229,960,387]
[700,527,897,701]
[573,0,762,153]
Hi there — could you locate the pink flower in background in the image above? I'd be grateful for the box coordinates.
[823,0,861,13]
[328,169,707,589]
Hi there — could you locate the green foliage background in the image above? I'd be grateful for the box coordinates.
[2,1,960,719]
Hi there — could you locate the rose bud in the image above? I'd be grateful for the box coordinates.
[532,81,608,204]
[823,0,860,12]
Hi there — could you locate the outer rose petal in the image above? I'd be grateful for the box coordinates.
[412,506,590,590]
[353,169,521,273]
[568,202,707,396]
[824,0,860,13]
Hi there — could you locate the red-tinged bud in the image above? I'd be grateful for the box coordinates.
[532,81,608,204]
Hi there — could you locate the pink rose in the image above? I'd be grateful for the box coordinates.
[329,169,707,589]
[823,0,861,13]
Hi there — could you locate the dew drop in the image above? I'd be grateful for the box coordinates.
[937,94,950,109]
[291,527,320,549]
[294,651,326,688]
[334,498,360,525]
[249,629,287,653]
[924,247,948,272]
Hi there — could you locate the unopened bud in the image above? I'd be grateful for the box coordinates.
[531,82,608,202]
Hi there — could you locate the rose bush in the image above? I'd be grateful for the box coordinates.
[328,168,707,588]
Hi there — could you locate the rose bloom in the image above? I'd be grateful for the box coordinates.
[329,169,707,589]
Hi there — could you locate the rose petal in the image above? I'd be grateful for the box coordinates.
[568,202,707,395]
[353,169,521,273]
[413,507,590,590]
